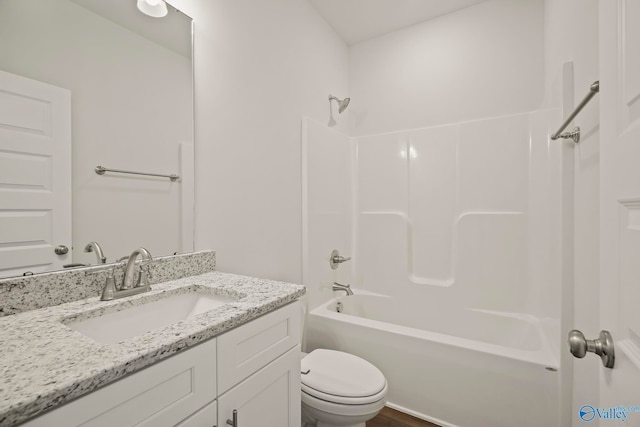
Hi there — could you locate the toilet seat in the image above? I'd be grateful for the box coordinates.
[301,389,387,418]
[301,349,387,405]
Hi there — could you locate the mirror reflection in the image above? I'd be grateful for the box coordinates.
[0,0,193,278]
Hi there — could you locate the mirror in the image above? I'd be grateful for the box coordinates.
[0,0,193,278]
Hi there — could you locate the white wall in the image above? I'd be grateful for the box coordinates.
[544,0,600,426]
[302,118,352,309]
[0,0,192,264]
[169,0,349,284]
[349,0,545,136]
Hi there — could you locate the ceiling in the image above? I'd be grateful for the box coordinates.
[307,0,487,45]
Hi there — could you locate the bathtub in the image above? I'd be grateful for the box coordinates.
[305,294,560,427]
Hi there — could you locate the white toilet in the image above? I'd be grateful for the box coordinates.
[300,349,388,427]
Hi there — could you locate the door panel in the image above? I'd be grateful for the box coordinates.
[597,0,640,421]
[0,70,71,277]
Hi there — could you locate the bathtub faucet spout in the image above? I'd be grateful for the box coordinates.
[332,282,353,296]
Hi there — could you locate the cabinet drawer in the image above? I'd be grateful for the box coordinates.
[217,301,300,393]
[24,338,217,427]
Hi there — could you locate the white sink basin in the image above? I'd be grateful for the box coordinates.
[66,292,235,345]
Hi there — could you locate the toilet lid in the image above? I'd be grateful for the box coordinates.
[301,349,386,401]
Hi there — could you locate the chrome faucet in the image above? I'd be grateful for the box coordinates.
[100,247,153,301]
[332,282,353,296]
[84,241,106,264]
[122,247,153,290]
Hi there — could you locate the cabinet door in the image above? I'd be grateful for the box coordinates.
[175,400,217,427]
[23,338,217,427]
[218,345,301,427]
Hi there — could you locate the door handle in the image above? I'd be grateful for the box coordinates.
[54,245,69,255]
[568,329,615,368]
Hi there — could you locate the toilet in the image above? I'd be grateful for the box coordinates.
[300,349,388,427]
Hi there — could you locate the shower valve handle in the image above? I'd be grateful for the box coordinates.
[330,249,351,270]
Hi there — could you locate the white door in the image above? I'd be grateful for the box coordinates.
[586,0,640,423]
[0,70,71,277]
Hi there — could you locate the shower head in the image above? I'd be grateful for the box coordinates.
[329,95,350,113]
[338,97,350,113]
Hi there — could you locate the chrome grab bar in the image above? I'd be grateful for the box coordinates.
[551,80,599,143]
[95,165,179,181]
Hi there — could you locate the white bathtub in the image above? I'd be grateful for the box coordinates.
[305,294,560,427]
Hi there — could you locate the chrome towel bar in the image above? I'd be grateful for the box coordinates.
[95,165,179,181]
[551,80,599,143]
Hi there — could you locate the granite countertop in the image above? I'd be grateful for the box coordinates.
[0,271,305,427]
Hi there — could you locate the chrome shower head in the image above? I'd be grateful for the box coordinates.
[329,95,350,114]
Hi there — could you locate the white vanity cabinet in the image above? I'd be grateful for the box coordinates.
[217,348,300,427]
[23,337,218,427]
[21,301,301,427]
[217,301,301,427]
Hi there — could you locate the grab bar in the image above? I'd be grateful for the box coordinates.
[551,80,599,143]
[95,165,179,181]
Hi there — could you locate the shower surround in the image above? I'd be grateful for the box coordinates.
[302,108,563,426]
[352,111,561,316]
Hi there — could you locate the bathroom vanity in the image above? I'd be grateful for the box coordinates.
[23,302,301,427]
[0,251,305,427]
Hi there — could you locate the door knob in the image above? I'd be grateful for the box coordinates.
[54,245,69,255]
[568,329,615,368]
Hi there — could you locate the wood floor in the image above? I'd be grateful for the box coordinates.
[367,407,441,427]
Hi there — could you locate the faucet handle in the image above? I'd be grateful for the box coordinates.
[100,266,118,301]
[329,249,351,270]
[138,261,154,287]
